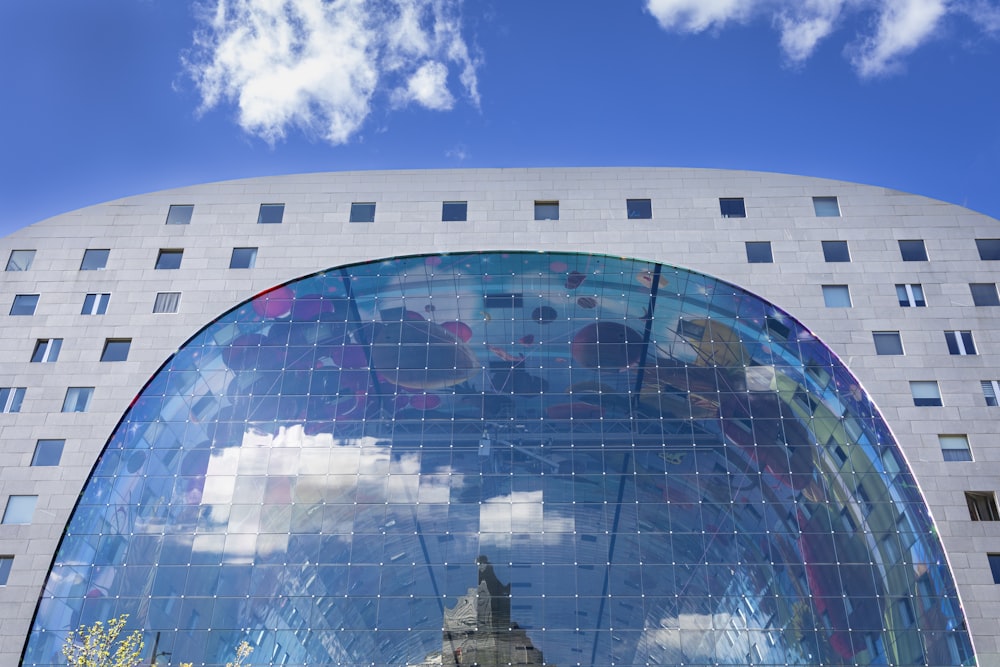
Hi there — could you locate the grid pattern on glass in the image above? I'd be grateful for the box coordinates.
[25,252,975,667]
[940,434,972,461]
[30,338,61,363]
[910,381,942,406]
[10,294,39,316]
[349,202,376,223]
[257,204,285,224]
[61,387,94,413]
[744,240,772,263]
[0,556,11,585]
[155,249,183,270]
[945,330,976,355]
[31,439,64,466]
[166,205,194,225]
[626,198,652,219]
[821,240,850,262]
[80,249,109,271]
[897,283,926,307]
[153,292,181,314]
[813,196,841,216]
[970,283,1000,306]
[6,249,35,271]
[442,201,467,221]
[719,197,745,218]
[534,201,559,220]
[0,387,25,413]
[2,495,36,524]
[100,339,131,362]
[822,284,851,307]
[82,293,110,315]
[230,247,258,269]
[899,239,928,261]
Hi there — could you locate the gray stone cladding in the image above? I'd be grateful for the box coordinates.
[0,167,998,664]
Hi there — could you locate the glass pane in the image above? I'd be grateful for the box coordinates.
[442,201,467,221]
[627,198,653,219]
[31,439,64,466]
[6,250,35,271]
[813,196,840,216]
[80,249,109,270]
[2,495,37,524]
[156,250,183,270]
[166,205,194,225]
[349,203,376,223]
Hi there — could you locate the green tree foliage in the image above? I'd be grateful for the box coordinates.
[62,615,144,667]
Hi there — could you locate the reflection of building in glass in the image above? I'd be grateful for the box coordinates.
[0,169,996,667]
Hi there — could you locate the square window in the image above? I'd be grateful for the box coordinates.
[101,339,131,362]
[62,387,94,413]
[153,292,181,314]
[719,198,746,218]
[166,204,194,225]
[896,284,926,307]
[627,198,653,219]
[534,201,559,221]
[822,285,851,308]
[257,203,285,224]
[30,339,61,363]
[80,249,109,271]
[982,380,1000,406]
[966,492,1000,521]
[898,239,928,261]
[813,196,841,217]
[970,283,1000,306]
[2,495,37,524]
[989,554,1000,583]
[945,330,977,355]
[230,247,258,269]
[0,387,25,414]
[31,439,64,466]
[873,331,903,355]
[10,294,39,316]
[155,249,183,270]
[940,434,972,462]
[976,239,1000,260]
[442,201,468,222]
[349,202,376,223]
[821,240,850,262]
[82,293,110,315]
[745,241,773,264]
[909,381,942,406]
[6,250,35,271]
[0,556,11,585]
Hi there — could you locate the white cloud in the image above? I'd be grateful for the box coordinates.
[645,0,999,76]
[186,0,480,144]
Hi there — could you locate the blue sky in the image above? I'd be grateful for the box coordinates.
[1,0,999,236]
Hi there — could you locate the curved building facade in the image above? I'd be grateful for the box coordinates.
[0,169,998,666]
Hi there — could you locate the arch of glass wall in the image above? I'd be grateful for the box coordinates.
[24,252,973,667]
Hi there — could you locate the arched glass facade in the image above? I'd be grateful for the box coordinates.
[25,252,973,666]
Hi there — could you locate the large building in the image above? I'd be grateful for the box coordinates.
[0,168,997,667]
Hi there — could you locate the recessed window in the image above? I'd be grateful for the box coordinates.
[166,204,194,225]
[966,492,1000,521]
[745,241,773,264]
[31,439,64,467]
[940,434,972,462]
[822,285,851,308]
[719,198,745,218]
[898,239,928,261]
[970,283,1000,306]
[534,201,559,221]
[10,294,39,316]
[976,239,1000,260]
[873,331,903,355]
[981,380,1000,406]
[627,199,653,219]
[0,556,11,585]
[30,339,62,363]
[62,387,94,413]
[6,250,35,271]
[349,202,376,223]
[442,201,468,222]
[230,247,258,269]
[945,330,977,356]
[153,292,181,314]
[82,293,110,315]
[80,249,109,271]
[257,203,285,224]
[101,339,131,362]
[813,196,841,217]
[2,495,37,524]
[821,240,850,262]
[909,381,942,406]
[989,554,1000,583]
[155,249,183,270]
[896,284,926,307]
[0,387,25,414]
